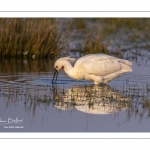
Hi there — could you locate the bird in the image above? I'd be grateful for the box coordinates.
[52,54,132,85]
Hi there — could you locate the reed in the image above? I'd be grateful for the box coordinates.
[83,28,110,55]
[0,18,67,59]
[0,18,149,59]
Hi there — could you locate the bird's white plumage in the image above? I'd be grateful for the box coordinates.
[54,54,132,84]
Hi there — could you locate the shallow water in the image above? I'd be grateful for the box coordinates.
[0,55,150,132]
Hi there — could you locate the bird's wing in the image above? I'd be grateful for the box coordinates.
[76,54,123,76]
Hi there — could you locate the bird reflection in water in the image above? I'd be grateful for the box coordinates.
[53,84,131,115]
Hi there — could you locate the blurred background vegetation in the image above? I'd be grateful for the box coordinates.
[0,18,150,59]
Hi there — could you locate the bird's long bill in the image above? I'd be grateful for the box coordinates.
[52,69,58,84]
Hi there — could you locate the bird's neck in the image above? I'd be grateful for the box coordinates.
[63,61,78,80]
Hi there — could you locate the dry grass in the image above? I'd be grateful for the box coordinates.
[0,18,150,59]
[83,28,110,55]
[0,18,67,59]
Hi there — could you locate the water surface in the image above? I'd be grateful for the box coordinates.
[0,56,150,132]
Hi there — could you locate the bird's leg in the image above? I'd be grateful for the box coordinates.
[93,76,103,85]
[102,82,108,86]
[103,72,119,84]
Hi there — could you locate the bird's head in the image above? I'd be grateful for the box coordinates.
[54,59,64,71]
[52,57,76,84]
[54,57,76,71]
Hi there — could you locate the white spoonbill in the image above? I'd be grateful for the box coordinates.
[52,54,132,85]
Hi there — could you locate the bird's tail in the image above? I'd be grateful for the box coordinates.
[119,60,133,73]
[118,59,132,66]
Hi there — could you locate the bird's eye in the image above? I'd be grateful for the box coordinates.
[56,66,58,68]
